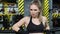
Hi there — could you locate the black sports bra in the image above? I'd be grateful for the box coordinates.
[27,17,45,33]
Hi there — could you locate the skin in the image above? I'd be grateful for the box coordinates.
[12,4,50,34]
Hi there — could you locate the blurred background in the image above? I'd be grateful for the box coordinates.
[0,0,60,34]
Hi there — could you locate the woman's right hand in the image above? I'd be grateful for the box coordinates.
[12,26,20,32]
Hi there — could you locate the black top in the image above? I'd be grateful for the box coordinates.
[27,17,45,33]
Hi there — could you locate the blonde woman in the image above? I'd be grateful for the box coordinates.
[12,0,50,34]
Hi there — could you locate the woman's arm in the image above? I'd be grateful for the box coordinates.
[12,17,26,32]
[42,16,50,30]
[45,17,50,30]
[44,17,50,34]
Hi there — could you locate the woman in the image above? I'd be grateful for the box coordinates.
[12,0,50,34]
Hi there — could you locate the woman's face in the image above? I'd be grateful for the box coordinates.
[30,4,40,18]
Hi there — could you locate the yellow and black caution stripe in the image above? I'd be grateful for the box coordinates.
[18,0,24,15]
[52,13,58,18]
[43,0,49,22]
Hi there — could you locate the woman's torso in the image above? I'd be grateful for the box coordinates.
[24,16,45,34]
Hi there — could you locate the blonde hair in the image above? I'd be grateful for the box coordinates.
[29,0,43,23]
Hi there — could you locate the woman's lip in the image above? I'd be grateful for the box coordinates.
[32,14,35,15]
[32,14,36,16]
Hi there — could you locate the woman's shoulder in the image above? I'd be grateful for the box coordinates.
[23,16,31,25]
[41,16,47,18]
[41,16,47,21]
[22,16,30,21]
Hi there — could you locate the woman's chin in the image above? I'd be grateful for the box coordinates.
[32,16,37,18]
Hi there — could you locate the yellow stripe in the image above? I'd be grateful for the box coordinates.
[43,0,49,21]
[18,0,24,15]
[20,6,24,10]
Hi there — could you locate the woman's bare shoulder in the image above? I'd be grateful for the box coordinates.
[22,16,30,21]
[41,16,48,21]
[42,16,47,20]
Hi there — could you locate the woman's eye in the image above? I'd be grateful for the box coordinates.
[30,9,37,11]
[30,9,33,11]
[34,9,37,11]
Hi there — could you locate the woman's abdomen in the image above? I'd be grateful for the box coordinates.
[29,33,44,34]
